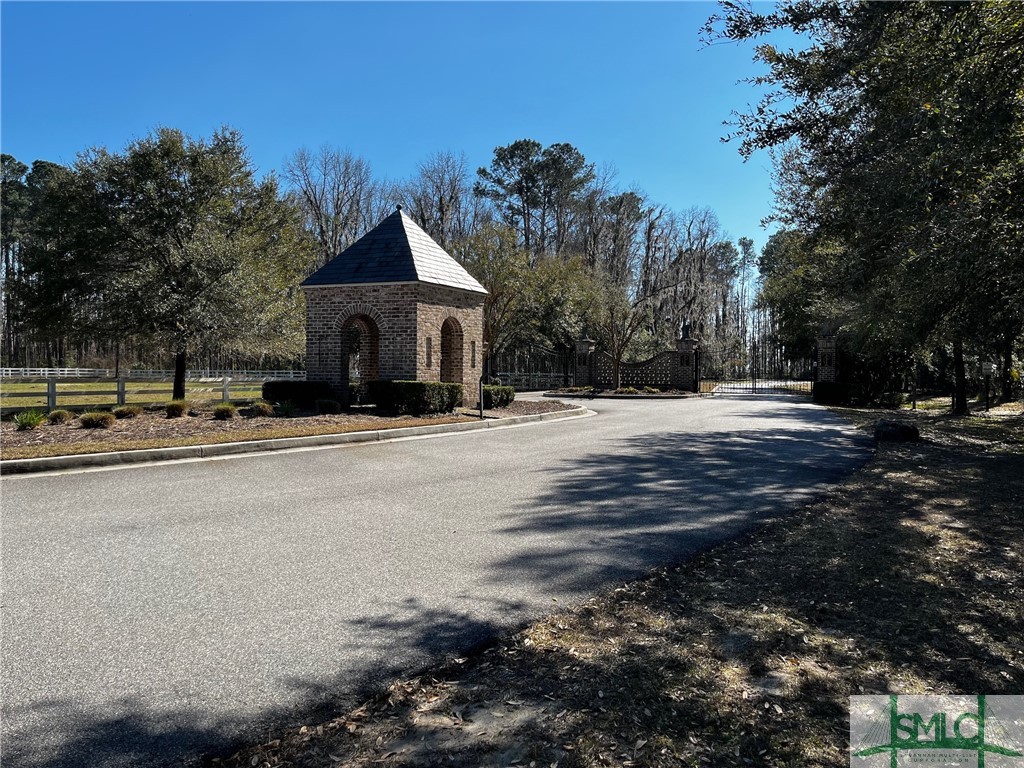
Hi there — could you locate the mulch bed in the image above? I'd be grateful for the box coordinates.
[0,400,578,460]
[469,399,577,418]
[213,406,1023,768]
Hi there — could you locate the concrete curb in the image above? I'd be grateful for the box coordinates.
[542,392,713,400]
[0,406,594,476]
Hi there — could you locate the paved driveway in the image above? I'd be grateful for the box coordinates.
[0,395,870,767]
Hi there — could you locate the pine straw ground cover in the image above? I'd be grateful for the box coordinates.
[0,400,575,461]
[215,404,1023,768]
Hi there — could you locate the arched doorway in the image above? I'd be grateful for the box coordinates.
[340,314,380,404]
[439,317,464,384]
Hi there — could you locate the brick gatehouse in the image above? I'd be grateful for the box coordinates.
[301,206,487,406]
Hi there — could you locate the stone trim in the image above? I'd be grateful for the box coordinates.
[301,280,484,296]
[330,303,387,333]
[301,281,417,291]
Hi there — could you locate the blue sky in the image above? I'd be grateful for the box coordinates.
[1,1,787,251]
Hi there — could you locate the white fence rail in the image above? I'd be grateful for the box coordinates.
[0,368,306,381]
[1,377,275,412]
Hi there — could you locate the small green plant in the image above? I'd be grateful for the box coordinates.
[46,409,75,425]
[113,405,143,419]
[615,386,640,395]
[316,399,342,415]
[274,400,297,418]
[245,400,275,418]
[79,411,116,429]
[14,410,45,431]
[643,386,661,394]
[213,403,237,420]
[482,385,515,409]
[165,400,189,418]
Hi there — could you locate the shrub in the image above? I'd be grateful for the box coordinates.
[46,409,75,425]
[262,380,334,409]
[316,399,342,415]
[482,385,515,409]
[366,380,463,415]
[876,391,906,409]
[113,405,143,419]
[213,403,237,420]
[165,400,190,418]
[275,400,297,418]
[79,411,116,429]
[643,386,661,394]
[14,410,45,431]
[615,386,640,395]
[812,381,853,405]
[245,400,275,418]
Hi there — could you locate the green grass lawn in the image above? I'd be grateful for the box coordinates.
[1,379,265,411]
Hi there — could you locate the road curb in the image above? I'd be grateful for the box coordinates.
[0,406,594,476]
[542,392,713,400]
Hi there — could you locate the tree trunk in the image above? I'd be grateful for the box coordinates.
[173,346,187,401]
[952,336,968,416]
[1001,330,1014,403]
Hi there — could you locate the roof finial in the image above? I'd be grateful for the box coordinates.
[396,204,403,212]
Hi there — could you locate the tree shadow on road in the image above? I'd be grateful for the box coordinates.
[4,408,875,768]
[488,423,871,596]
[214,422,1024,768]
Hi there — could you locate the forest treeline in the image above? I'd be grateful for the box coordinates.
[3,0,1021,410]
[708,0,1023,409]
[0,133,761,389]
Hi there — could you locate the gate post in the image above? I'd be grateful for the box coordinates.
[575,336,596,387]
[678,338,698,393]
[817,336,837,384]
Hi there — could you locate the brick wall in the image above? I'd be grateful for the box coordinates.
[587,350,686,389]
[416,284,485,405]
[302,282,484,406]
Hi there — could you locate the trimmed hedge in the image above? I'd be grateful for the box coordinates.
[316,399,342,415]
[366,380,463,415]
[812,381,852,405]
[262,380,335,409]
[482,385,515,409]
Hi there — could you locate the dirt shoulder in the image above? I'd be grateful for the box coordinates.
[0,400,577,461]
[214,405,1023,768]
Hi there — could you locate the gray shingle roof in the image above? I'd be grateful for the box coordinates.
[300,208,487,294]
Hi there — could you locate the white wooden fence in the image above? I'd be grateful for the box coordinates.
[1,370,305,412]
[0,368,306,381]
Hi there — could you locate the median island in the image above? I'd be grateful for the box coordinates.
[0,398,576,461]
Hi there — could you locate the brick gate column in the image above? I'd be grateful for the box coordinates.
[575,336,596,387]
[816,335,836,383]
[677,338,698,393]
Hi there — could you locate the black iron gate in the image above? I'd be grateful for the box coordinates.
[698,339,813,394]
[488,346,574,391]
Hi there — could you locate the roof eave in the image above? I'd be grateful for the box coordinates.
[300,279,487,295]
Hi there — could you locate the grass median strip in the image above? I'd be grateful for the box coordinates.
[214,406,1023,768]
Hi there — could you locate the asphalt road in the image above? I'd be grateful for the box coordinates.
[0,395,871,767]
